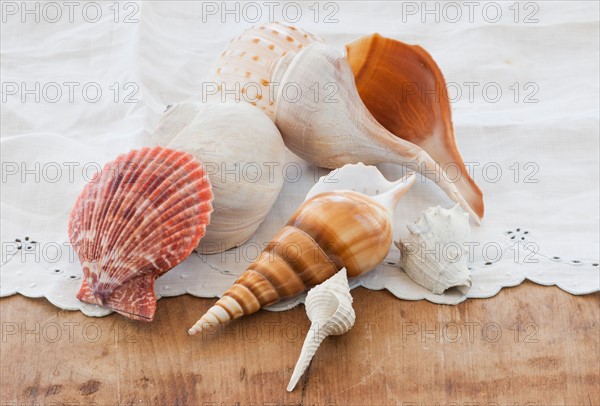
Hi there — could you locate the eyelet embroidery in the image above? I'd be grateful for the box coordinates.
[2,236,38,266]
[497,228,599,268]
[463,228,599,271]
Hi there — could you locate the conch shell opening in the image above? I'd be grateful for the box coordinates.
[346,33,484,220]
[272,41,482,224]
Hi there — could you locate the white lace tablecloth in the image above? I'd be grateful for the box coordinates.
[1,1,599,317]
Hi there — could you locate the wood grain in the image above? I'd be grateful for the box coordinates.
[1,282,598,405]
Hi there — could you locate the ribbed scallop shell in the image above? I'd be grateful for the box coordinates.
[287,268,355,391]
[206,21,322,118]
[396,204,472,294]
[189,174,415,335]
[69,146,213,321]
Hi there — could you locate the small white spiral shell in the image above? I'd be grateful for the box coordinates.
[287,268,355,391]
[396,204,472,294]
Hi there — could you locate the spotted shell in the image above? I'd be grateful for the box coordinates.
[68,146,213,321]
[205,21,322,118]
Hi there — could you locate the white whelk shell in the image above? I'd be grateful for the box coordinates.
[396,204,472,295]
[287,269,355,392]
[151,101,286,254]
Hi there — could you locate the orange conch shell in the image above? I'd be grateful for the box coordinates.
[69,146,213,321]
[346,33,484,219]
[272,42,481,223]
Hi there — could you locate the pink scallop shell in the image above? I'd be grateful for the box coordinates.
[68,146,213,321]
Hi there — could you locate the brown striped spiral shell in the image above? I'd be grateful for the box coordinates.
[188,178,416,335]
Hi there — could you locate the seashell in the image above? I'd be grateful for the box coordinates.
[272,41,482,224]
[346,33,484,220]
[287,268,355,392]
[305,162,408,201]
[205,22,322,119]
[305,162,415,242]
[151,100,286,254]
[188,173,416,335]
[395,204,472,295]
[68,146,213,321]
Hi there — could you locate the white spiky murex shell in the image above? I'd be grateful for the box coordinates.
[287,269,356,392]
[205,21,323,119]
[396,204,472,295]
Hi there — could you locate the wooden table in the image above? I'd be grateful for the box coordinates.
[1,281,598,405]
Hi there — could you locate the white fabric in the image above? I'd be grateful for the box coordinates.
[1,1,599,317]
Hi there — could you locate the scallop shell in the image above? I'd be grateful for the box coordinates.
[188,174,415,335]
[287,268,355,392]
[68,146,213,321]
[395,204,472,294]
[205,21,322,118]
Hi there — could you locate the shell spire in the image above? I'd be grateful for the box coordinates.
[287,268,355,392]
[69,146,213,321]
[188,174,415,335]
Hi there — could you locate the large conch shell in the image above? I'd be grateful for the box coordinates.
[346,33,484,220]
[395,204,472,294]
[189,173,416,335]
[205,22,322,119]
[151,101,286,253]
[272,41,482,224]
[68,146,213,321]
[287,268,355,392]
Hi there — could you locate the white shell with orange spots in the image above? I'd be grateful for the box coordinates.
[206,22,323,119]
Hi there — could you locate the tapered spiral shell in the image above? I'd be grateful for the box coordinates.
[287,268,355,391]
[189,174,415,335]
